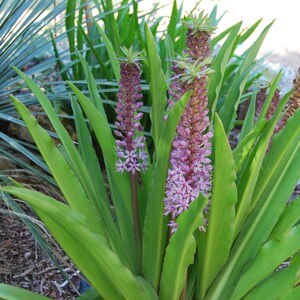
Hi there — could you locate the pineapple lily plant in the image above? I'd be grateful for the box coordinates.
[1,11,300,300]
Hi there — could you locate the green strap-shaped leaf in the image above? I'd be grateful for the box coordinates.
[233,120,266,173]
[206,96,300,300]
[0,187,152,300]
[12,68,109,235]
[70,97,110,210]
[218,63,256,135]
[10,96,102,235]
[68,82,138,272]
[269,196,300,240]
[279,286,300,300]
[144,22,168,150]
[234,91,292,237]
[238,87,258,143]
[66,0,78,79]
[208,22,241,116]
[197,114,237,299]
[244,254,300,300]
[76,24,112,82]
[160,195,207,300]
[231,225,300,299]
[0,284,50,300]
[95,21,120,82]
[166,0,178,42]
[143,92,190,288]
[102,0,121,55]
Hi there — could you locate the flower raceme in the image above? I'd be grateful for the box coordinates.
[114,61,148,174]
[164,13,215,231]
[164,64,213,228]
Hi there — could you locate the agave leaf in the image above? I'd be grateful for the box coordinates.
[197,114,237,299]
[143,92,190,288]
[160,195,207,300]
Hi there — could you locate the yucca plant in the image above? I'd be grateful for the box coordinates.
[1,7,300,300]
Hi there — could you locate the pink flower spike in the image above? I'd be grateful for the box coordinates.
[114,61,148,174]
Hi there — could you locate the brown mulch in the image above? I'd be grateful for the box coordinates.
[0,157,81,299]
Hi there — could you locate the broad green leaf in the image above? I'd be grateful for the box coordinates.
[143,92,190,288]
[206,98,300,300]
[269,197,300,240]
[197,114,237,299]
[10,96,102,234]
[68,82,138,272]
[208,22,241,116]
[160,195,207,300]
[234,91,292,238]
[12,68,109,228]
[0,187,152,300]
[251,93,298,209]
[279,286,300,300]
[144,22,168,150]
[244,254,300,300]
[0,284,50,300]
[95,21,120,82]
[231,225,300,299]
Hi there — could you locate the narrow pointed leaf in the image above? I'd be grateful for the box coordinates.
[269,197,300,240]
[10,96,102,234]
[197,114,237,299]
[144,22,168,149]
[143,92,190,288]
[244,254,300,300]
[232,225,300,299]
[0,187,150,300]
[160,195,207,300]
[0,284,50,300]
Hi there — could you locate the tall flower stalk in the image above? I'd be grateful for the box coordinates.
[114,47,147,273]
[164,13,215,234]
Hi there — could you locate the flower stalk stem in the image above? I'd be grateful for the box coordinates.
[130,173,142,274]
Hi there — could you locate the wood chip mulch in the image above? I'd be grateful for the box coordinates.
[0,158,81,299]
